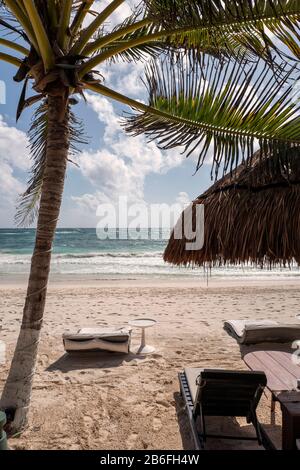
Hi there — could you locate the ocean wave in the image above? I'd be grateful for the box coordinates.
[0,252,299,279]
[55,251,163,260]
[0,231,31,236]
[0,256,31,265]
[0,252,165,268]
[55,230,82,234]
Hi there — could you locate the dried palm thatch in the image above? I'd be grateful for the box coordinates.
[164,149,300,268]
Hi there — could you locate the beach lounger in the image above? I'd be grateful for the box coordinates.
[63,327,132,354]
[224,320,300,345]
[179,368,267,449]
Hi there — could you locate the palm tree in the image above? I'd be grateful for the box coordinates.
[1,0,300,433]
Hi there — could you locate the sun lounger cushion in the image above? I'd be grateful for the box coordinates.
[224,320,300,345]
[63,327,132,353]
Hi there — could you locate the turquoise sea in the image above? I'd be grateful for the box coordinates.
[0,228,299,279]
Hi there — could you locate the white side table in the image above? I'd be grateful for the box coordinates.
[129,318,156,355]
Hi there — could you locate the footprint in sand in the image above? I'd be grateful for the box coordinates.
[38,354,49,367]
[156,399,170,408]
[126,433,138,449]
[152,417,162,432]
[97,428,109,442]
[152,353,163,359]
[83,415,94,427]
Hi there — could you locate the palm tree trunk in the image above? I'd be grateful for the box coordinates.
[0,95,69,433]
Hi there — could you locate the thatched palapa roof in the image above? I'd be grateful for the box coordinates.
[164,150,300,267]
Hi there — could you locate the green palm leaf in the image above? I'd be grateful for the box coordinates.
[143,0,300,61]
[0,1,28,41]
[92,15,270,65]
[87,13,166,63]
[124,56,300,177]
[80,0,300,78]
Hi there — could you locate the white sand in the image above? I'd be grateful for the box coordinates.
[0,277,299,450]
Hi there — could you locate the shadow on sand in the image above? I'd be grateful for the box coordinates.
[47,351,145,373]
[173,391,195,450]
[173,391,281,450]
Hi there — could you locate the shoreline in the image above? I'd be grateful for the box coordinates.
[1,273,300,289]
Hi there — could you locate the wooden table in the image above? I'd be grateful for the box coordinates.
[244,347,300,450]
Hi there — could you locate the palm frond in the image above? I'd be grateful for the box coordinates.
[71,0,125,54]
[165,26,278,67]
[15,101,48,227]
[86,12,165,63]
[0,1,28,41]
[102,24,166,63]
[15,99,87,227]
[124,56,300,178]
[144,0,300,61]
[16,76,43,122]
[70,0,96,39]
[92,12,251,65]
[23,0,54,70]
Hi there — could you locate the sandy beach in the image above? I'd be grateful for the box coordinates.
[0,276,299,450]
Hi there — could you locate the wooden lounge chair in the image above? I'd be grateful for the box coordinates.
[179,368,268,449]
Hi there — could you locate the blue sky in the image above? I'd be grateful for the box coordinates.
[0,1,213,228]
[0,1,298,229]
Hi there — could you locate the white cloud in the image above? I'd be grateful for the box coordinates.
[77,148,145,203]
[72,92,185,216]
[0,115,30,171]
[98,60,146,98]
[0,163,24,206]
[175,191,191,206]
[83,0,137,30]
[0,116,29,226]
[72,2,189,218]
[86,93,121,143]
[72,191,108,213]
